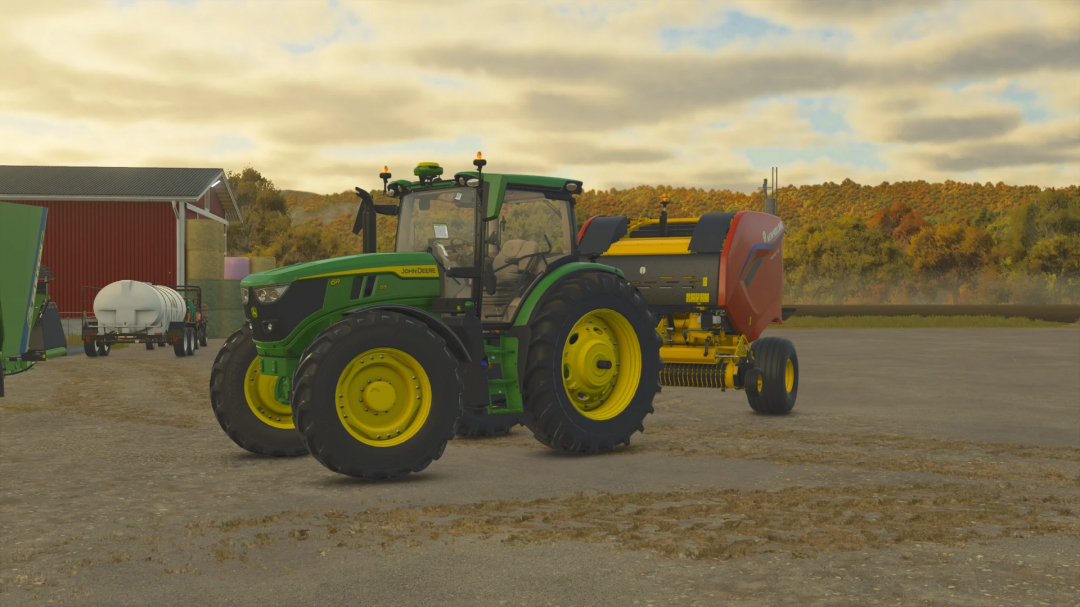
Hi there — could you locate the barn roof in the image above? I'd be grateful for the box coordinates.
[0,166,242,224]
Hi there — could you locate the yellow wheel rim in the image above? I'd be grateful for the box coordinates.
[561,309,641,421]
[244,356,294,429]
[784,359,795,392]
[335,348,431,447]
[757,373,764,393]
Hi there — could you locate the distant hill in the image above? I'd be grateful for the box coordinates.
[283,179,1077,236]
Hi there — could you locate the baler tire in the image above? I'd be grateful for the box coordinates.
[521,271,662,454]
[292,311,463,480]
[746,337,798,415]
[84,341,98,357]
[456,409,522,437]
[209,325,309,457]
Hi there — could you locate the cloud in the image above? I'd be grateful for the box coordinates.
[0,0,1076,194]
[890,113,1022,143]
[921,130,1079,172]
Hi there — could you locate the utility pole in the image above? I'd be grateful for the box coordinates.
[762,167,778,216]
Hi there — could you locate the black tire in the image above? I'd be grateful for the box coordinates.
[456,409,522,437]
[157,342,165,348]
[521,272,662,453]
[746,337,798,415]
[173,332,186,357]
[209,325,308,456]
[146,341,155,351]
[84,340,98,358]
[198,324,208,347]
[185,327,196,356]
[292,311,463,480]
[97,342,111,357]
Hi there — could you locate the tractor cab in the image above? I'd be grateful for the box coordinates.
[367,155,582,324]
[394,181,576,322]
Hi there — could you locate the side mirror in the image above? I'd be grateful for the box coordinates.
[352,188,374,235]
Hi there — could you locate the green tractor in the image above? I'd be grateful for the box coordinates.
[210,155,662,479]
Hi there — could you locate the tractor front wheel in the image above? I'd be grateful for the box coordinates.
[746,337,798,415]
[292,311,464,480]
[522,272,662,453]
[209,325,308,456]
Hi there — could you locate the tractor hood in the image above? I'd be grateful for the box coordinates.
[240,252,439,288]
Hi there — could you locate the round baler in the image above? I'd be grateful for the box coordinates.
[579,198,798,414]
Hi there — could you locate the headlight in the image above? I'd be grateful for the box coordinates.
[254,284,290,304]
[240,287,249,304]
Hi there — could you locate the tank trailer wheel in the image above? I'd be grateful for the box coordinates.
[157,342,165,348]
[456,409,522,437]
[198,324,208,347]
[97,342,111,357]
[174,332,187,357]
[84,340,98,357]
[146,341,155,351]
[292,311,463,480]
[746,337,798,415]
[522,272,662,453]
[209,325,308,456]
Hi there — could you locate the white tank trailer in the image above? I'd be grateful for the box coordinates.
[83,280,207,358]
[94,280,187,334]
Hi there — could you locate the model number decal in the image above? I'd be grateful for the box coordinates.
[686,293,709,303]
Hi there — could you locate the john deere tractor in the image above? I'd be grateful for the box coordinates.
[210,155,664,479]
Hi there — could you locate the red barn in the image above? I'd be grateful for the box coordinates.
[0,166,242,314]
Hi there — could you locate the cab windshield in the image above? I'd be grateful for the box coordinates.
[396,186,477,269]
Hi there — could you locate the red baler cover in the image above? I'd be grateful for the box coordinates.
[718,211,785,342]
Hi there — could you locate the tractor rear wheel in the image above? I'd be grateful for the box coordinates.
[456,409,522,437]
[292,311,463,480]
[209,325,308,456]
[746,337,798,415]
[521,272,662,453]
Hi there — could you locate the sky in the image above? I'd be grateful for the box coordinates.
[0,0,1077,194]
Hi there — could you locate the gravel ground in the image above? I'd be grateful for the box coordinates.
[1,328,1077,606]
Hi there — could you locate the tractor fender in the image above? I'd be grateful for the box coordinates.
[511,260,624,328]
[340,303,471,363]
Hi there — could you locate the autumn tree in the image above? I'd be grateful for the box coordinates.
[909,220,995,304]
[869,201,931,246]
[226,167,291,255]
[254,221,354,266]
[784,215,908,304]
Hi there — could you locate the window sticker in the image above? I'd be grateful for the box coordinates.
[454,192,462,201]
[433,223,449,239]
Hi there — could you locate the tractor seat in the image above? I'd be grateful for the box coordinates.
[494,240,541,280]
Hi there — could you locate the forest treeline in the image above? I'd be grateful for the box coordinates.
[227,169,1080,305]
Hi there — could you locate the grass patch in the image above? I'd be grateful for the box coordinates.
[779,315,1070,329]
